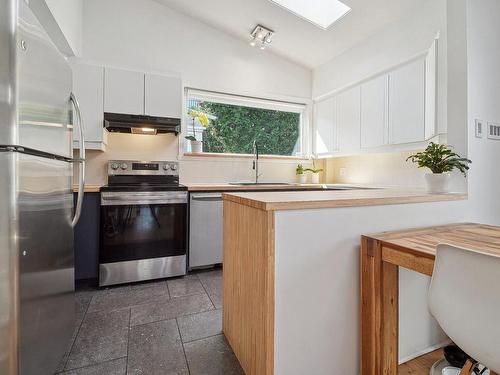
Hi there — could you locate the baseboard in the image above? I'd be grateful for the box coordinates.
[399,339,452,365]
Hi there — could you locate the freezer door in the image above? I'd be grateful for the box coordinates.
[17,153,75,375]
[17,0,73,158]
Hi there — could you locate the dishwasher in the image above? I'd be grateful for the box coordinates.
[189,193,223,268]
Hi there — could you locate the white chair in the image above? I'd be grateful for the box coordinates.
[428,244,500,375]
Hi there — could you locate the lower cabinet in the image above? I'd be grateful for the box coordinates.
[189,193,223,268]
[73,192,100,282]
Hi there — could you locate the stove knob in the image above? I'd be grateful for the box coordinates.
[120,163,128,170]
[111,162,119,170]
[163,164,170,171]
[170,164,177,171]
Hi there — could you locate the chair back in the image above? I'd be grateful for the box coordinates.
[428,244,500,372]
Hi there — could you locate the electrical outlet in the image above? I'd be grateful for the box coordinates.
[475,119,484,138]
[339,167,347,177]
[487,122,500,140]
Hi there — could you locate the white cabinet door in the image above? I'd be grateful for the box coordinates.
[104,68,144,115]
[360,75,388,148]
[314,97,337,155]
[71,61,107,150]
[337,86,361,153]
[144,74,182,118]
[389,59,425,144]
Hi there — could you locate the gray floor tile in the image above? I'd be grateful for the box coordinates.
[60,357,126,375]
[130,280,168,291]
[208,292,223,309]
[65,309,130,370]
[56,295,90,373]
[167,275,205,298]
[88,282,169,313]
[130,293,214,326]
[184,335,244,375]
[76,290,96,320]
[198,270,223,309]
[127,319,188,375]
[177,309,222,343]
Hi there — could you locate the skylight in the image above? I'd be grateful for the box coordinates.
[269,0,351,29]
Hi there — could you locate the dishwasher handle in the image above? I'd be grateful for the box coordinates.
[191,194,223,201]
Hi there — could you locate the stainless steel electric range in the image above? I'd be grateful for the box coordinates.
[99,160,187,286]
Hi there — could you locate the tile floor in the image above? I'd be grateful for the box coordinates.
[56,269,244,375]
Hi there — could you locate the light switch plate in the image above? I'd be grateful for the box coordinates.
[475,119,484,138]
[487,122,500,140]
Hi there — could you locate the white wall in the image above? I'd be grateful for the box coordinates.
[29,0,82,56]
[466,0,500,226]
[324,151,429,188]
[78,0,312,185]
[81,0,311,100]
[45,0,83,56]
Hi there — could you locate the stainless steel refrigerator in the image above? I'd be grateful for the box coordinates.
[0,0,86,374]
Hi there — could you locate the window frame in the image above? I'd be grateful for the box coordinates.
[181,88,311,160]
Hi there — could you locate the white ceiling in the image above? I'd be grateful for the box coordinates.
[155,0,426,69]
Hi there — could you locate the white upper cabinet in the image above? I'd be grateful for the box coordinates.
[360,75,388,148]
[71,61,107,150]
[314,97,338,156]
[337,86,361,153]
[144,74,182,118]
[104,68,144,115]
[388,59,425,144]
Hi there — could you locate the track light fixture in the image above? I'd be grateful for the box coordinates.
[249,25,274,50]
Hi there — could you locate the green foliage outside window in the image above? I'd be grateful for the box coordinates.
[195,101,301,156]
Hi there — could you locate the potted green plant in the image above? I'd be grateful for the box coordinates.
[186,108,210,153]
[305,161,324,184]
[296,164,307,184]
[406,142,471,193]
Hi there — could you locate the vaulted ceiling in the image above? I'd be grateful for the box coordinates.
[155,0,427,68]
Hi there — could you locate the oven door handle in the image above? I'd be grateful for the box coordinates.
[101,195,187,206]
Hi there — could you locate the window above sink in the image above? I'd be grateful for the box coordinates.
[183,88,309,159]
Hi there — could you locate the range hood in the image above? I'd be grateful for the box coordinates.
[104,112,181,135]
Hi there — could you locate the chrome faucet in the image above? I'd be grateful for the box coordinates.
[252,140,262,183]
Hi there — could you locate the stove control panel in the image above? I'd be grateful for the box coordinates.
[108,160,179,176]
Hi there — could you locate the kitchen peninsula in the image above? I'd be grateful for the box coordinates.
[222,189,467,375]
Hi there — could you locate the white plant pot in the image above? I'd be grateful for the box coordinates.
[189,140,203,153]
[425,172,451,193]
[311,173,320,184]
[297,174,307,184]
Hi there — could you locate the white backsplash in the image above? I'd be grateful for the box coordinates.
[75,132,314,186]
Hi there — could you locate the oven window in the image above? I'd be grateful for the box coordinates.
[100,203,187,263]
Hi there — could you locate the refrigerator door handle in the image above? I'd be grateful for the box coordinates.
[70,93,86,227]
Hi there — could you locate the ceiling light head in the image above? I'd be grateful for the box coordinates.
[250,24,274,49]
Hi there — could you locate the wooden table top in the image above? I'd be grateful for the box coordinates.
[365,223,500,259]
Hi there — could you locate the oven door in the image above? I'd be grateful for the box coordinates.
[100,191,187,285]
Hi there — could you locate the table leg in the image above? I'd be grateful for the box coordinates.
[361,237,399,375]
